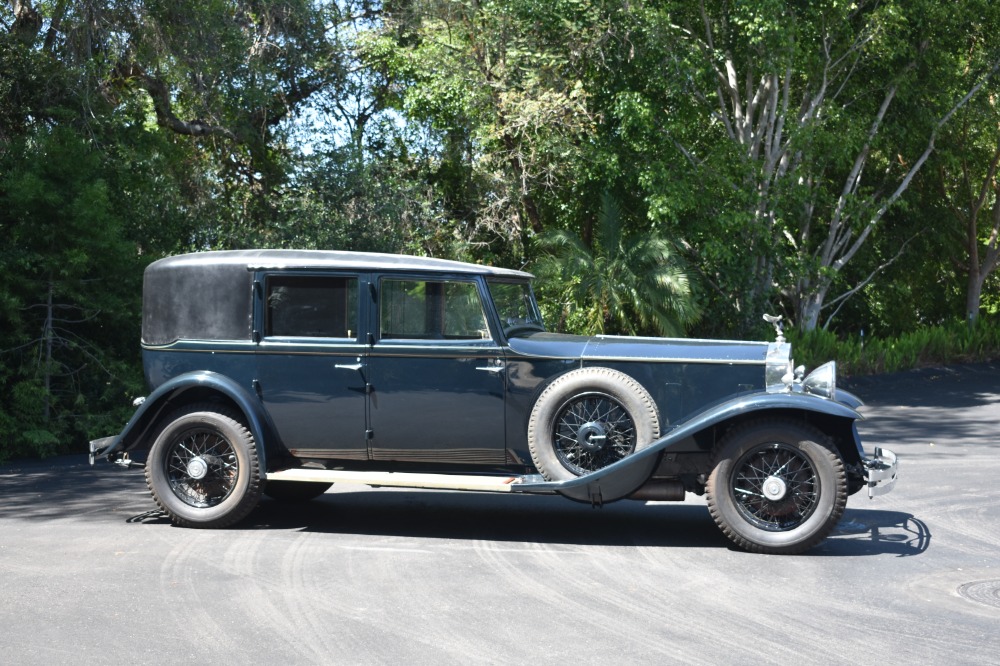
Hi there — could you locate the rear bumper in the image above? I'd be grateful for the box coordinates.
[863,447,898,498]
[88,437,116,466]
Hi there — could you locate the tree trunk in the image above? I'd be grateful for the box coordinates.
[798,291,824,333]
[966,266,986,324]
[43,282,53,423]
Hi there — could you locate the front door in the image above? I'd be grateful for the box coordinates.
[367,277,507,465]
[255,272,369,461]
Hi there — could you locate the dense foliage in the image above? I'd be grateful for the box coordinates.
[2,0,1000,459]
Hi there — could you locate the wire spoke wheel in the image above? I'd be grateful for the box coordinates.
[146,404,262,528]
[165,428,240,508]
[553,392,637,475]
[528,367,660,501]
[731,443,818,532]
[706,420,847,554]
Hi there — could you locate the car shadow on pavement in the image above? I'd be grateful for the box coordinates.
[136,492,921,556]
[822,508,930,557]
[2,457,928,556]
[242,492,730,549]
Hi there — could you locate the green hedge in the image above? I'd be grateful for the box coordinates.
[788,319,1000,377]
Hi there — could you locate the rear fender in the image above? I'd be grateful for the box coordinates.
[95,371,274,471]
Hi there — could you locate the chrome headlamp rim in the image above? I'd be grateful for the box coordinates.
[801,361,837,400]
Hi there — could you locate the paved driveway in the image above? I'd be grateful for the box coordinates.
[1,364,998,664]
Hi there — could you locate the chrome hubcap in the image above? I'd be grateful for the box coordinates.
[186,457,209,480]
[576,421,608,453]
[762,475,788,501]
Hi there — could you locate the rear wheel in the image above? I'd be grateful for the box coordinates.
[706,420,847,554]
[145,404,262,528]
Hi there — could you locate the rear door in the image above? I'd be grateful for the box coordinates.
[255,272,369,461]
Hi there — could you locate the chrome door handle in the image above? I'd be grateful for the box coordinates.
[476,359,504,373]
[335,358,363,371]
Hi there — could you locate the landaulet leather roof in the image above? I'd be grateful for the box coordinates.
[153,249,534,279]
[142,250,533,346]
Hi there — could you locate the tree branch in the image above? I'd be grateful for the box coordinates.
[836,60,1000,272]
[10,0,42,42]
[821,231,919,328]
[118,63,237,140]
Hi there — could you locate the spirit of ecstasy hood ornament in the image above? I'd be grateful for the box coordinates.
[763,314,785,344]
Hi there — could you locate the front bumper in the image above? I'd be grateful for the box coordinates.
[863,447,898,498]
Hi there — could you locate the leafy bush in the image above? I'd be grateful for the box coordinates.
[789,319,1000,377]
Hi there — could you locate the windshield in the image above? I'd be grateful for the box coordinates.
[487,280,546,337]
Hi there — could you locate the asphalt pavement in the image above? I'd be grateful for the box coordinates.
[1,363,998,664]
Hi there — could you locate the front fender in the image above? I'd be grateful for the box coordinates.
[93,371,274,471]
[514,391,862,501]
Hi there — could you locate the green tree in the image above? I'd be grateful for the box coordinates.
[3,0,368,245]
[932,94,1000,324]
[535,193,698,337]
[619,0,1000,332]
[0,127,143,459]
[381,0,606,256]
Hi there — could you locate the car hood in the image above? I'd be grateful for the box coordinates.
[506,332,771,364]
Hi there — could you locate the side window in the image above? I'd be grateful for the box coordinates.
[266,275,358,338]
[380,279,490,340]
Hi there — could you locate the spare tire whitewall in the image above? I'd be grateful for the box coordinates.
[528,367,661,501]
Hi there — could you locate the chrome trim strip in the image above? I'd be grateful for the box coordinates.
[593,333,769,346]
[143,342,258,352]
[585,356,765,365]
[505,351,767,364]
[144,343,766,365]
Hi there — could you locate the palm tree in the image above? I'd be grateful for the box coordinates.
[535,193,698,337]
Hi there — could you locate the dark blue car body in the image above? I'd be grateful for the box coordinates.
[91,250,897,553]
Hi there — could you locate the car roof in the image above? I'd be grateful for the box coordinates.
[154,250,534,279]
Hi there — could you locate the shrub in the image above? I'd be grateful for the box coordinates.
[789,319,1000,377]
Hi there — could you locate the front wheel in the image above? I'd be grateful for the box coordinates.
[705,420,847,554]
[145,404,262,528]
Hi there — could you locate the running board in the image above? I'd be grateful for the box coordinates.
[266,468,536,493]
